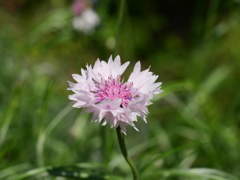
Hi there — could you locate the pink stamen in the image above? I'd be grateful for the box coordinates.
[93,75,138,107]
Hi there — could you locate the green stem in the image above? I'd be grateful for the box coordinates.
[113,0,126,57]
[116,127,138,180]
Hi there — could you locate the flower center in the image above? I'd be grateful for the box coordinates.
[93,75,138,107]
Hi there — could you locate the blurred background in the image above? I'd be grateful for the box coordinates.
[1,0,240,179]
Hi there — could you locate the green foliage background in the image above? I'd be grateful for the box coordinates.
[0,0,240,179]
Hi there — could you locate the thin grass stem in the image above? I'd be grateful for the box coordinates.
[113,0,126,56]
[116,127,138,180]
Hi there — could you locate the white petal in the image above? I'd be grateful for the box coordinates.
[73,101,85,108]
[128,61,141,81]
[72,74,84,83]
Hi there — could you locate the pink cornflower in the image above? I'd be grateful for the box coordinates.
[68,56,163,134]
[72,0,86,16]
[71,0,100,34]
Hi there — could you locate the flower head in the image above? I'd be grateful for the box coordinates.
[72,0,86,16]
[72,0,100,34]
[68,56,163,134]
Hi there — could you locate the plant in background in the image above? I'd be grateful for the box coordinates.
[68,55,162,179]
[72,0,101,34]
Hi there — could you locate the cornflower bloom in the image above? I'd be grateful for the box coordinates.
[68,56,162,134]
[72,0,100,34]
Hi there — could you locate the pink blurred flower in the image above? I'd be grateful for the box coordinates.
[72,0,100,34]
[72,0,86,16]
[72,8,100,34]
[68,56,163,134]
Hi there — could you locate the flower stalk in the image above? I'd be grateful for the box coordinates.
[114,0,126,56]
[116,127,138,180]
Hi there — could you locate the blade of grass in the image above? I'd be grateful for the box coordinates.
[7,164,124,180]
[0,83,23,149]
[0,163,30,179]
[144,168,238,180]
[36,80,54,166]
